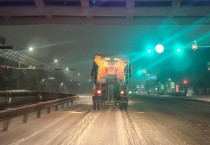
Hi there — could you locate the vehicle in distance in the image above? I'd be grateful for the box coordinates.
[91,54,132,110]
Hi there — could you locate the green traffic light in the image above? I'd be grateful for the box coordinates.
[137,69,143,76]
[174,43,183,54]
[138,70,142,74]
[177,48,181,53]
[147,49,152,54]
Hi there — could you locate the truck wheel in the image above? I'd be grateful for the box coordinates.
[125,103,128,111]
[122,103,125,110]
[97,102,101,110]
[93,101,96,110]
[120,103,123,110]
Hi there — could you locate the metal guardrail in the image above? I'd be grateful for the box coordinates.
[0,92,79,131]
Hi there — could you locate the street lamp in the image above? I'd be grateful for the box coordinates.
[29,47,33,51]
[17,47,34,90]
[53,59,58,63]
[65,67,69,71]
[47,59,59,64]
[183,79,188,95]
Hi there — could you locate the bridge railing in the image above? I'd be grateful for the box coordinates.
[0,91,79,131]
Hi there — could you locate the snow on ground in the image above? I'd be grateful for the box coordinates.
[0,94,209,145]
[191,97,210,102]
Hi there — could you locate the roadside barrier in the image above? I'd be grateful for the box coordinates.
[0,92,79,131]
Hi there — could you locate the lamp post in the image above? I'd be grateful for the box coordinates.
[17,47,33,90]
[65,68,75,93]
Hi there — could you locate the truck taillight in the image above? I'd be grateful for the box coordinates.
[97,90,102,94]
[120,90,125,95]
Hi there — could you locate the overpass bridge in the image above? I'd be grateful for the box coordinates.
[0,0,210,25]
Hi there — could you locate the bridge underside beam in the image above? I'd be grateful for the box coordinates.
[0,16,210,25]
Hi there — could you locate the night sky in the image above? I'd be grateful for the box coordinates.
[0,24,210,87]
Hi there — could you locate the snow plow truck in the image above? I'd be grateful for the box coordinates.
[91,54,131,110]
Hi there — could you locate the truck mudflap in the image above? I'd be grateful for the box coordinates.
[92,96,104,110]
[114,96,128,111]
[92,95,128,111]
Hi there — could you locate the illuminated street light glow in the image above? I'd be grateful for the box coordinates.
[29,47,33,51]
[17,46,34,89]
[54,59,58,63]
[65,67,69,71]
[147,49,152,54]
[155,44,164,53]
[177,48,181,52]
[137,70,142,74]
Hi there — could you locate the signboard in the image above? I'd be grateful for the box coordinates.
[145,74,157,80]
[192,43,198,50]
[208,62,210,71]
[170,82,175,89]
[176,85,179,92]
[142,69,147,73]
[104,61,119,67]
[48,77,55,80]
[160,84,164,90]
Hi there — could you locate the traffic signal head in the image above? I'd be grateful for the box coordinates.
[174,43,183,54]
[177,48,181,53]
[183,80,188,85]
[137,69,142,75]
[147,49,152,54]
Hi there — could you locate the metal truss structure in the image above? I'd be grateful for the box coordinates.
[0,49,54,72]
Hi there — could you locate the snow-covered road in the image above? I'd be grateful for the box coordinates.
[0,95,209,145]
